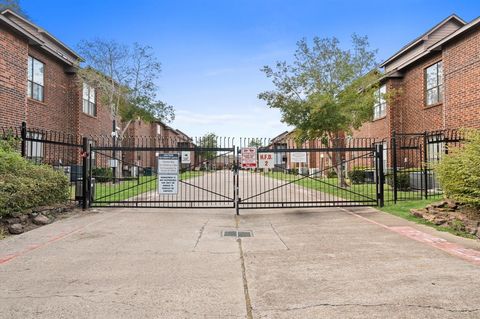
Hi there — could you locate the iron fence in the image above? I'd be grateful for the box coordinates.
[0,122,467,210]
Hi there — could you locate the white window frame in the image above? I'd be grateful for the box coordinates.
[26,132,44,163]
[427,135,445,163]
[373,85,387,120]
[425,61,443,106]
[27,56,45,101]
[82,83,96,116]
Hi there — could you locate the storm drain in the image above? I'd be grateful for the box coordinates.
[222,230,253,238]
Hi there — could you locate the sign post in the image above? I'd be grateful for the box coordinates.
[241,147,257,168]
[158,154,179,194]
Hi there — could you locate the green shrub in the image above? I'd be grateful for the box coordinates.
[0,143,69,217]
[326,170,337,178]
[435,130,480,207]
[92,167,113,183]
[348,168,367,184]
[386,173,410,191]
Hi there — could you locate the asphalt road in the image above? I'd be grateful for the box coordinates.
[1,205,480,318]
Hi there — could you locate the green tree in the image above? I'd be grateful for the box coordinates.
[248,138,263,148]
[0,0,28,17]
[259,34,381,185]
[199,133,218,162]
[77,39,174,137]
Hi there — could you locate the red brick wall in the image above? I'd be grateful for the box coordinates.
[0,25,27,128]
[26,46,77,134]
[1,23,115,140]
[443,27,480,129]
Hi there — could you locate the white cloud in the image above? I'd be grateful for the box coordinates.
[172,108,291,138]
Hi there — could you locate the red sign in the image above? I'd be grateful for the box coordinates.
[241,147,257,168]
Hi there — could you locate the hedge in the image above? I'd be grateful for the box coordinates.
[0,139,69,217]
[434,130,480,208]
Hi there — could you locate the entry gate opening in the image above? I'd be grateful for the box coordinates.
[85,134,384,211]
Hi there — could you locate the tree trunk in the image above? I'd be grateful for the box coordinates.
[327,132,349,188]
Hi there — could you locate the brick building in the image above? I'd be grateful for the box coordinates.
[0,9,116,137]
[354,14,480,140]
[122,120,195,174]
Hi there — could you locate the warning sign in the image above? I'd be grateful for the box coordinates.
[158,154,179,194]
[241,147,257,168]
[181,151,191,164]
[258,152,274,169]
[291,152,307,163]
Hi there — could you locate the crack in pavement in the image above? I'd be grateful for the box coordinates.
[193,218,209,251]
[259,302,480,313]
[236,215,254,319]
[270,221,289,250]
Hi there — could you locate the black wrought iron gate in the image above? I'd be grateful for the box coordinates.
[84,135,384,211]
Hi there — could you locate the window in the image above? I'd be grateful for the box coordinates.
[427,135,445,163]
[157,124,161,135]
[27,56,44,101]
[425,61,443,106]
[373,85,387,120]
[26,132,44,163]
[82,83,96,116]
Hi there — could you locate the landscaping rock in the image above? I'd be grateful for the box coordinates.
[32,214,50,225]
[410,209,426,218]
[4,217,20,225]
[34,206,54,213]
[431,200,448,209]
[18,214,28,224]
[8,223,24,234]
[445,199,458,210]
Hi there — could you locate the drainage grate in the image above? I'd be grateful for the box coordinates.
[223,230,253,238]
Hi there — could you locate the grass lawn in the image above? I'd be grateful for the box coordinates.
[262,171,427,203]
[92,171,204,203]
[378,199,477,239]
[263,171,475,239]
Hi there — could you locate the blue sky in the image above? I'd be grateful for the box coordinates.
[21,0,480,138]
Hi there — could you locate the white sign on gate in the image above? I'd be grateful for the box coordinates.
[181,151,191,164]
[241,147,257,168]
[158,154,179,194]
[258,152,275,169]
[291,152,307,163]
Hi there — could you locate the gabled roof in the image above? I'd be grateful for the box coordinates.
[0,9,81,65]
[384,14,480,74]
[380,14,466,68]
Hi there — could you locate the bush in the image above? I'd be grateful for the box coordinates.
[386,172,410,191]
[435,130,480,207]
[348,167,367,184]
[92,167,113,183]
[326,170,337,178]
[0,141,69,217]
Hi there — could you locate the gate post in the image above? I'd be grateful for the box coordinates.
[82,137,91,210]
[235,146,240,215]
[376,143,385,207]
[20,121,27,157]
[391,131,398,204]
[423,131,428,199]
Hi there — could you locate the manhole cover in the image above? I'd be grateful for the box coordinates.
[222,230,253,238]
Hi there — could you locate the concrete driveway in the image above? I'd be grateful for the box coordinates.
[1,206,480,318]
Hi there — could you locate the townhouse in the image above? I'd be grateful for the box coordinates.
[0,9,115,137]
[0,9,192,174]
[354,14,480,140]
[122,120,195,175]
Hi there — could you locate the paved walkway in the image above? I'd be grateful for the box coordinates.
[1,206,480,318]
